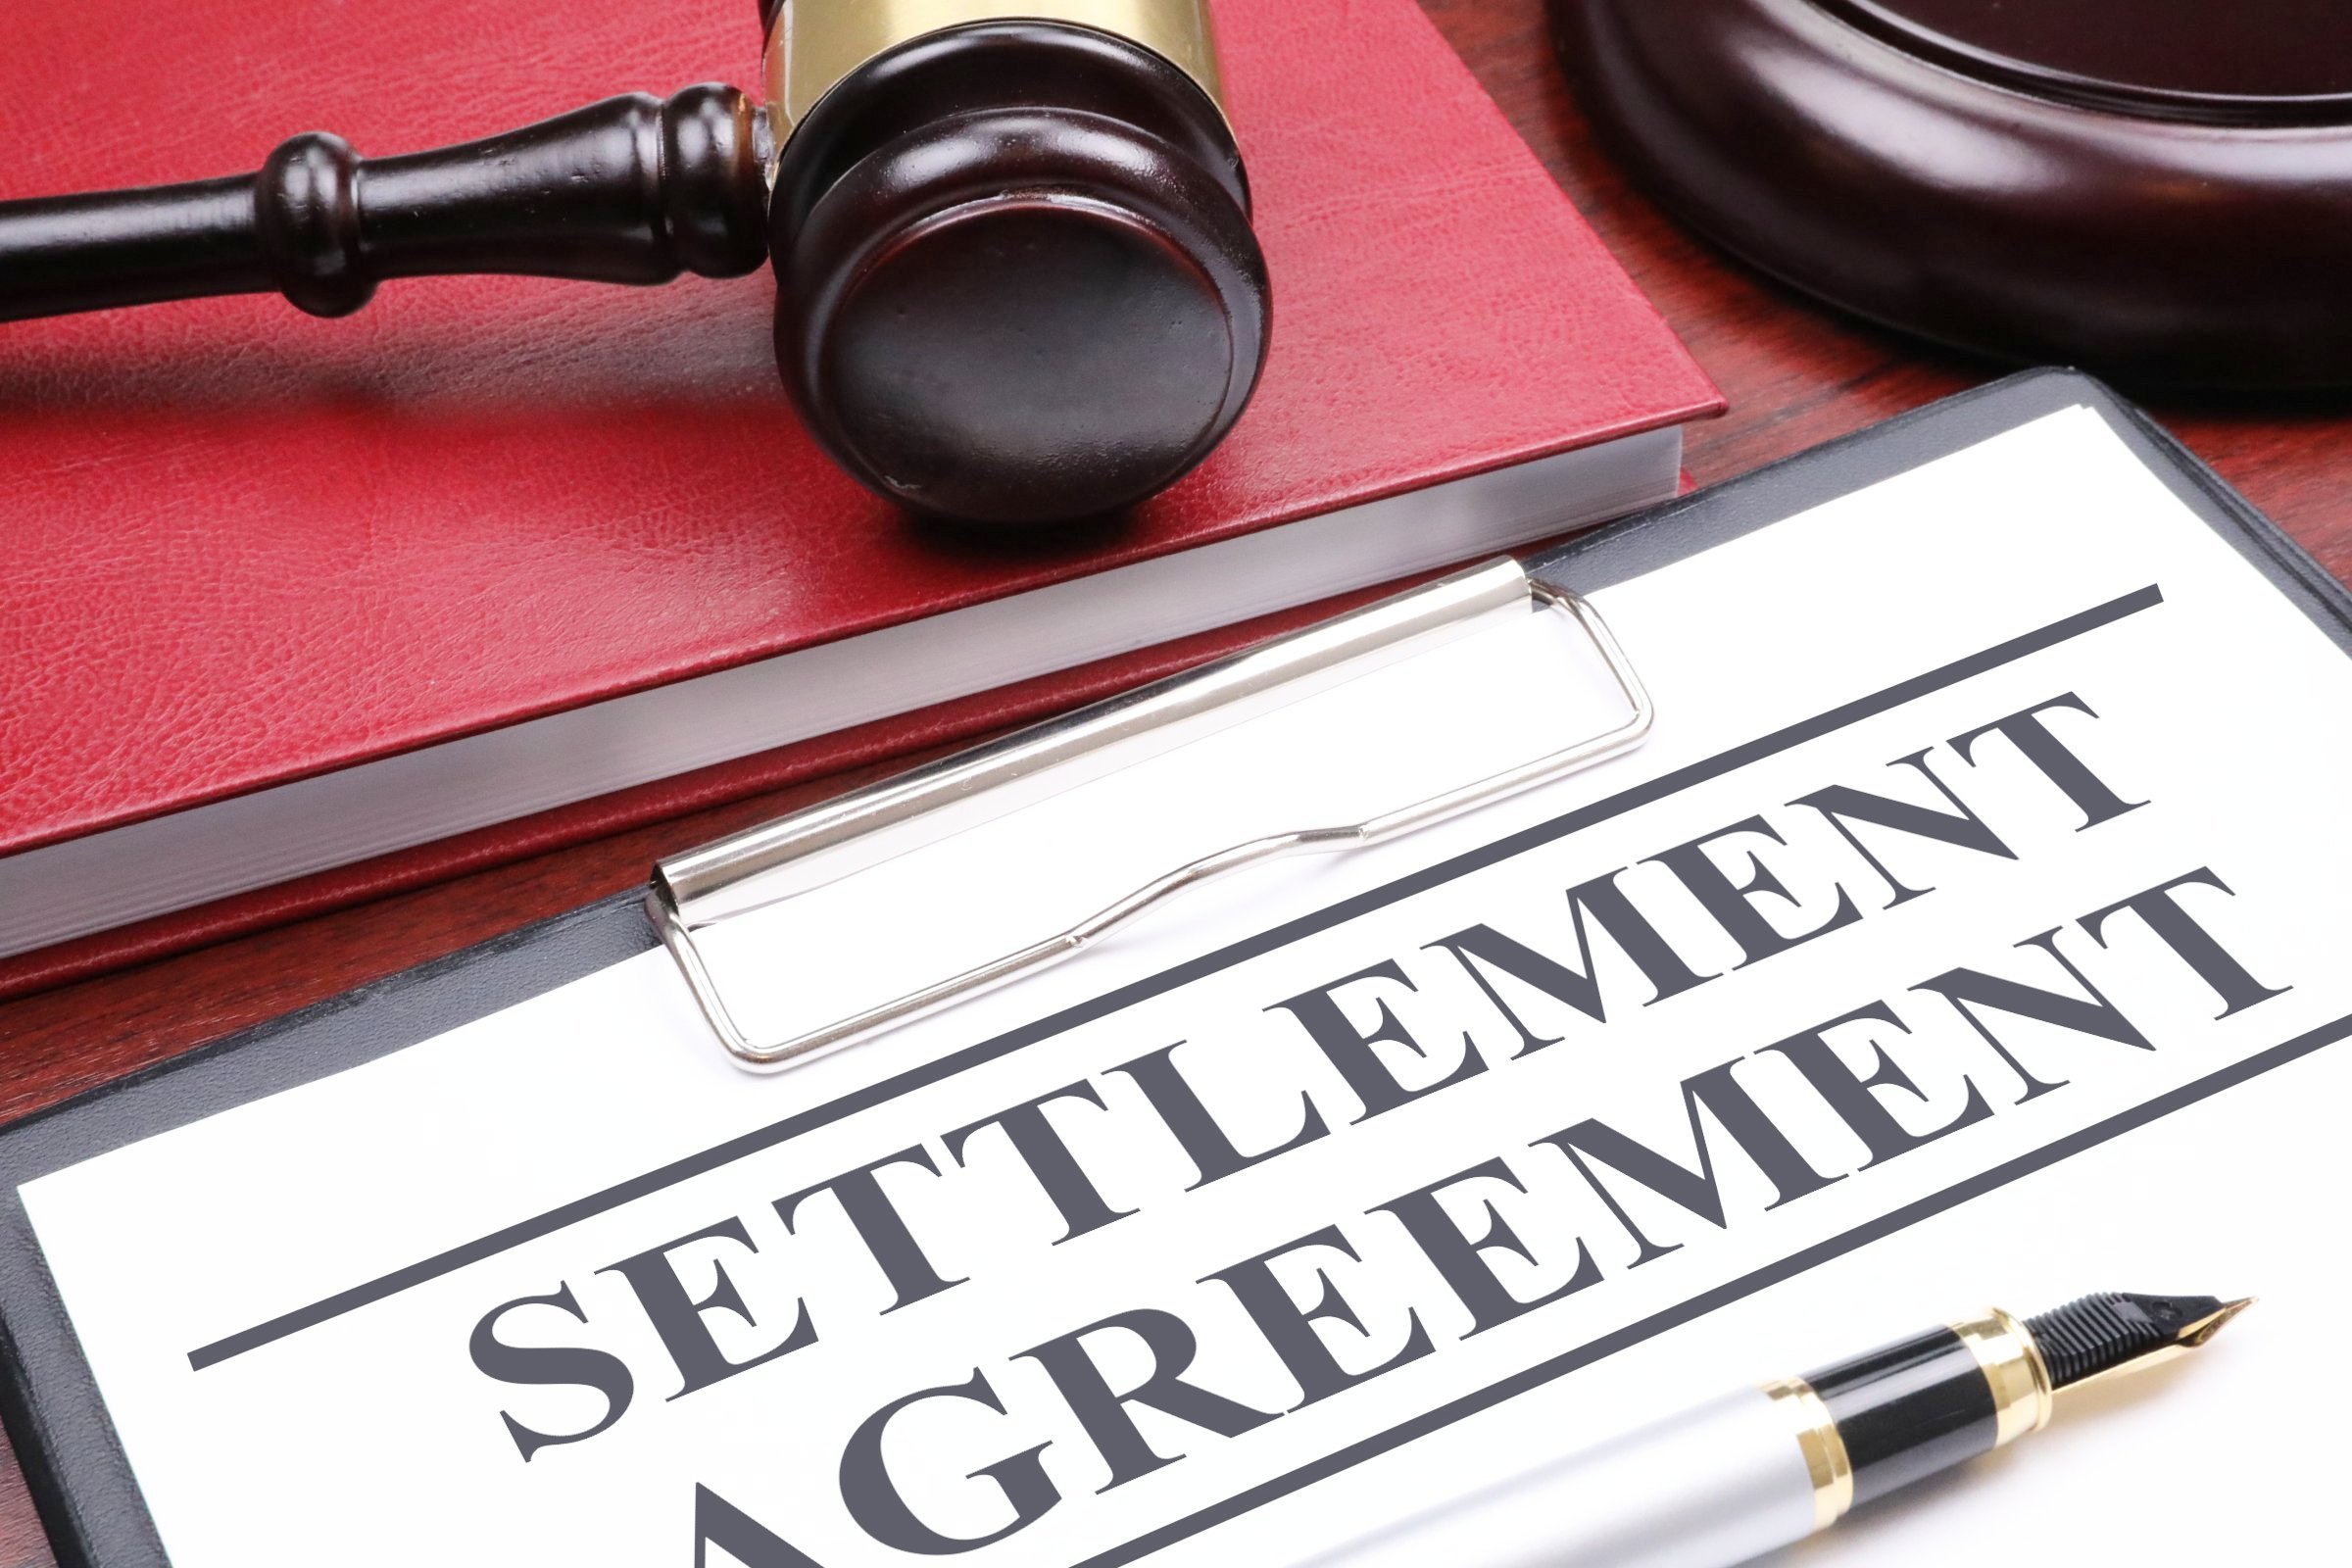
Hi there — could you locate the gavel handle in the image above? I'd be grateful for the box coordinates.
[0,84,769,323]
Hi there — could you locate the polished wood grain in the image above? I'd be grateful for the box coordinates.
[769,20,1269,523]
[1563,0,2352,387]
[0,85,767,324]
[1,1,2347,1558]
[0,32,1269,528]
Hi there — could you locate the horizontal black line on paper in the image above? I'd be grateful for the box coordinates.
[185,583,2167,1373]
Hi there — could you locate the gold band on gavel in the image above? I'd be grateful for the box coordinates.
[764,0,1227,131]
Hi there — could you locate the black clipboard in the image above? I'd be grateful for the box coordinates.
[5,368,2347,1567]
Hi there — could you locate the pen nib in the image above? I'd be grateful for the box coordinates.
[2025,1292,2254,1389]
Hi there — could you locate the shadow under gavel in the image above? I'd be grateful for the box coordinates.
[0,18,1270,526]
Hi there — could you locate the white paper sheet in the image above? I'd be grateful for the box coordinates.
[20,405,2352,1567]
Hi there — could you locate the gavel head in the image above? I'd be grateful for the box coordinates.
[760,4,1269,526]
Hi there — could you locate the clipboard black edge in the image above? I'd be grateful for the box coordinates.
[0,895,656,1568]
[1532,368,2352,668]
[3,368,2343,1568]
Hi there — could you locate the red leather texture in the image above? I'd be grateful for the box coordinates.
[0,569,1461,999]
[0,0,1718,987]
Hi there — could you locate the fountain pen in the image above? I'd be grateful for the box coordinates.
[1302,1291,2252,1568]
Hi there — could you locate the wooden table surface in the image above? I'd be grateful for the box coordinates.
[3,1,2348,1560]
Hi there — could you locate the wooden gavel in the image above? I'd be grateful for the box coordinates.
[0,1,1269,526]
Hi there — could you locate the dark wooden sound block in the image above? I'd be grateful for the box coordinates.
[1553,0,2352,388]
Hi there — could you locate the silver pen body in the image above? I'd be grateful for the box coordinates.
[1293,1308,2066,1568]
[1294,1389,1818,1568]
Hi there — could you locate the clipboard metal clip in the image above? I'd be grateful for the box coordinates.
[648,559,1654,1074]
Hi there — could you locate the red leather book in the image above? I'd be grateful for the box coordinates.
[0,0,1719,998]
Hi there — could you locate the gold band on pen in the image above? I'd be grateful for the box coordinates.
[1950,1306,2056,1447]
[1762,1375,1854,1530]
[764,0,1228,130]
